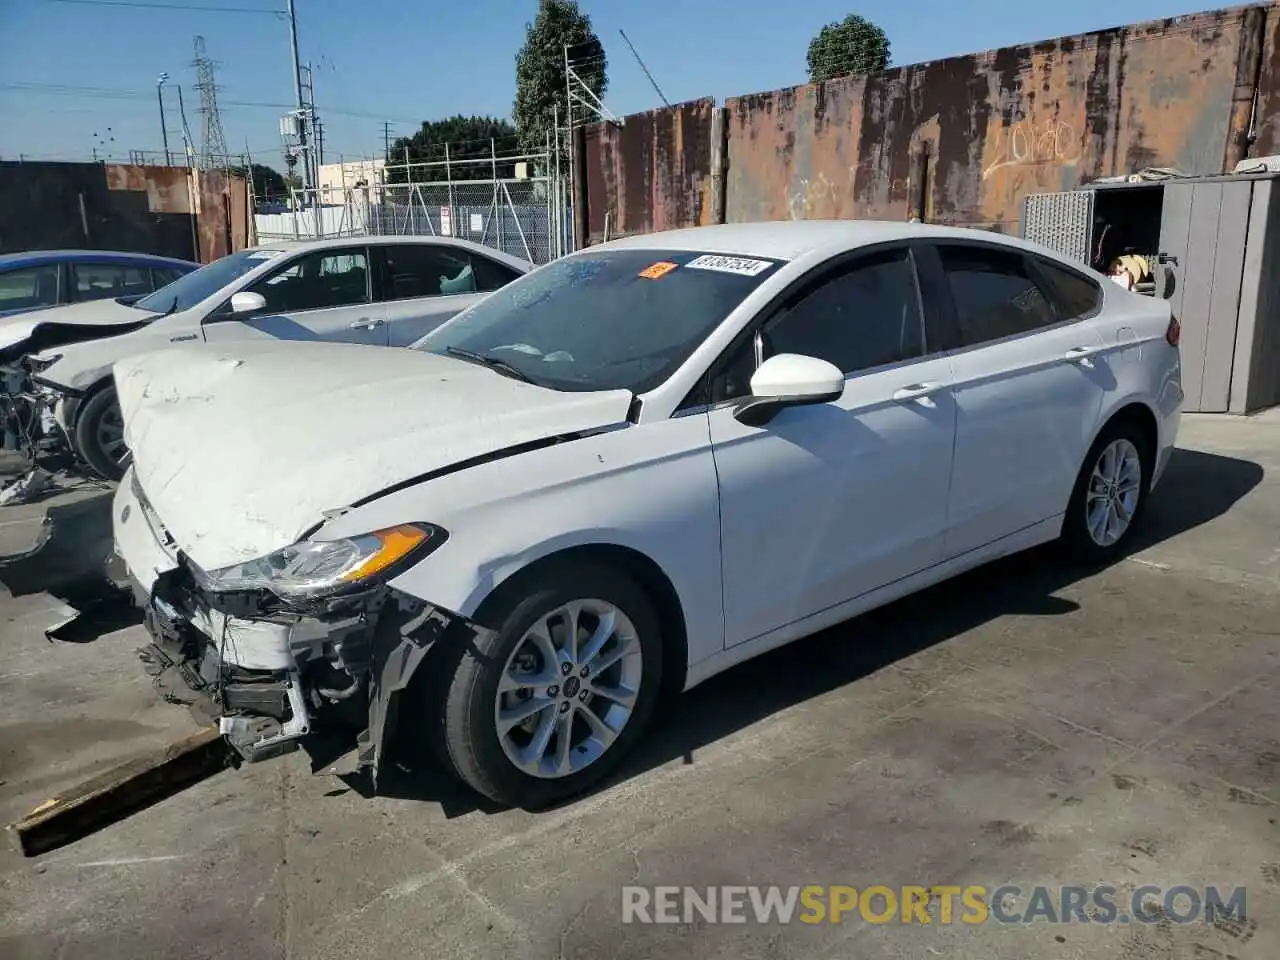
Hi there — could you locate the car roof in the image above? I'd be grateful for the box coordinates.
[246,234,533,268]
[592,220,1052,261]
[0,249,199,270]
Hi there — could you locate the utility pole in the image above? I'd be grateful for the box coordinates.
[383,121,391,163]
[157,72,171,165]
[285,0,310,194]
[315,117,324,169]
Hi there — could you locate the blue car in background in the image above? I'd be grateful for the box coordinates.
[0,249,198,319]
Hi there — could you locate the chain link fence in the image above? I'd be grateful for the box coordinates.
[255,149,570,265]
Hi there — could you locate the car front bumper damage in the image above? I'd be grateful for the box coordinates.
[114,470,476,784]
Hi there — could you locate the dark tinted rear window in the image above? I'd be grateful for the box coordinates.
[1036,258,1102,319]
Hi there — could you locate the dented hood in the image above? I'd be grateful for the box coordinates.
[115,341,634,571]
[0,297,150,358]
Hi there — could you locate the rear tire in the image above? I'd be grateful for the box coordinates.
[1061,418,1151,561]
[74,386,130,482]
[437,564,664,809]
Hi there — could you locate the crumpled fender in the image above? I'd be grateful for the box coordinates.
[360,598,494,785]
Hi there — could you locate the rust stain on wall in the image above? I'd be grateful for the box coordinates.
[583,98,715,244]
[106,163,250,260]
[1,161,250,260]
[104,163,195,215]
[726,6,1251,231]
[575,6,1272,239]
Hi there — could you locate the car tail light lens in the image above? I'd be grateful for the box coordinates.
[1166,315,1181,346]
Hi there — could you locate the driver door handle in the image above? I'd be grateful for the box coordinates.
[349,317,385,329]
[892,382,942,402]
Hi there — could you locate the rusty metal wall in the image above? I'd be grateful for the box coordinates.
[1247,3,1280,156]
[725,6,1258,231]
[0,161,250,260]
[582,98,716,245]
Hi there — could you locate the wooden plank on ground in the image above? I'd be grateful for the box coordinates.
[7,726,230,857]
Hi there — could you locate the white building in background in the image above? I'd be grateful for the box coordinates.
[316,158,385,203]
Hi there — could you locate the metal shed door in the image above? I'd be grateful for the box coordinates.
[1159,181,1252,413]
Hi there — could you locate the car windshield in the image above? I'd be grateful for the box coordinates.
[133,248,284,315]
[414,249,781,393]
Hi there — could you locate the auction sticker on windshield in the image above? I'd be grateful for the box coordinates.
[247,250,285,260]
[684,255,773,277]
[638,261,679,279]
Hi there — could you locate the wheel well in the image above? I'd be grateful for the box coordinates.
[481,544,690,697]
[65,377,113,431]
[1102,402,1159,482]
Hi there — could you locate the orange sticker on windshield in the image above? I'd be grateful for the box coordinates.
[638,261,678,279]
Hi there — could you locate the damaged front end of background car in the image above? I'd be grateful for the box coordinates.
[1,323,150,501]
[129,490,486,783]
[0,350,82,502]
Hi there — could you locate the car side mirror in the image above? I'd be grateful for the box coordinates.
[732,353,845,428]
[229,291,267,316]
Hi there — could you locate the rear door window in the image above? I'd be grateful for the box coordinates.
[935,244,1058,347]
[1034,257,1102,320]
[71,263,151,302]
[378,244,495,300]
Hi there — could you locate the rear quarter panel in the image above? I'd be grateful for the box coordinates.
[1088,284,1183,484]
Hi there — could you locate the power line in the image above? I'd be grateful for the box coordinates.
[0,81,413,123]
[46,0,283,13]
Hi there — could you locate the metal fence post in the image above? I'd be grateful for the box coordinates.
[445,142,455,237]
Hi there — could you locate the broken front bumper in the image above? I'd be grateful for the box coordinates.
[112,468,456,778]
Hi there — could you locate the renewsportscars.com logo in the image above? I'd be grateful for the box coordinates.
[621,885,1248,926]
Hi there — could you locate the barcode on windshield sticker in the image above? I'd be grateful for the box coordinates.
[684,255,773,277]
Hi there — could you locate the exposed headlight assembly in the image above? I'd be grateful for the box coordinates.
[189,523,446,599]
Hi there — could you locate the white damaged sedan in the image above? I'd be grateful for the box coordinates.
[112,220,1183,807]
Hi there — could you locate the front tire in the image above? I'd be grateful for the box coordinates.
[73,386,130,482]
[437,564,664,808]
[1061,419,1150,561]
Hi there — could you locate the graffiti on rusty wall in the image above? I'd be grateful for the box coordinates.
[578,4,1271,239]
[0,161,250,260]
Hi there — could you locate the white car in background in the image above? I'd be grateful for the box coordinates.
[27,236,530,479]
[111,220,1183,808]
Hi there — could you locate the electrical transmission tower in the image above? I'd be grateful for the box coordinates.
[192,35,229,168]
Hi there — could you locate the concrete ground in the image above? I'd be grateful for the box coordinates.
[0,415,1278,960]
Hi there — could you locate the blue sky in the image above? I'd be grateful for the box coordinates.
[0,0,1212,168]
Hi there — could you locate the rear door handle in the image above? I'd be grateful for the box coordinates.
[892,382,942,402]
[349,317,384,329]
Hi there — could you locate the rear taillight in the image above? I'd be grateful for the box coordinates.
[1166,315,1181,346]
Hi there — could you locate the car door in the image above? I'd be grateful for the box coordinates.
[203,247,388,346]
[921,241,1109,560]
[373,243,523,346]
[705,244,958,648]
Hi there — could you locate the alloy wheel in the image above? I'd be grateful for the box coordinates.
[96,403,129,465]
[1085,437,1143,547]
[494,598,643,779]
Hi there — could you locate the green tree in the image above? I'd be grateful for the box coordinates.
[513,0,607,155]
[386,115,519,185]
[806,14,890,83]
[230,162,289,200]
